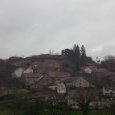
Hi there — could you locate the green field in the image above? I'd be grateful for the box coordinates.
[0,109,113,115]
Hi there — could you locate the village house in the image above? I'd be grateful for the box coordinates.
[21,73,53,88]
[48,81,67,94]
[82,64,109,74]
[65,77,94,88]
[12,66,33,78]
[56,82,66,94]
[47,71,71,92]
[12,68,24,78]
[13,61,71,88]
[102,87,115,97]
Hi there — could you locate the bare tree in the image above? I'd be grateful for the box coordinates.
[101,55,115,72]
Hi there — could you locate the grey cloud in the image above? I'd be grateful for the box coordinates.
[0,0,115,59]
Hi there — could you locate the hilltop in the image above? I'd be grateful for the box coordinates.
[0,44,115,90]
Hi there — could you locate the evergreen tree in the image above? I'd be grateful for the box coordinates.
[81,45,86,57]
[81,45,86,65]
[73,44,77,53]
[73,44,81,71]
[76,45,81,70]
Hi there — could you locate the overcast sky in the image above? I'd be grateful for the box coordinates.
[0,0,115,59]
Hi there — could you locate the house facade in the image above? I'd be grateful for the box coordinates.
[103,87,115,97]
[12,67,33,78]
[73,77,91,87]
[66,77,94,88]
[56,82,66,94]
[13,68,24,78]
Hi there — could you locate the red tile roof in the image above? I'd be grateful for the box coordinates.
[82,65,109,73]
[22,73,54,87]
[32,59,60,68]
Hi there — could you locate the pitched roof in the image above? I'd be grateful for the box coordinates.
[82,65,109,73]
[22,73,54,87]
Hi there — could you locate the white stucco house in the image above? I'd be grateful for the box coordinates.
[56,82,66,94]
[12,68,24,78]
[103,87,115,97]
[48,82,66,94]
[12,67,33,78]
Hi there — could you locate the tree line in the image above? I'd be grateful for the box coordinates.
[61,44,87,71]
